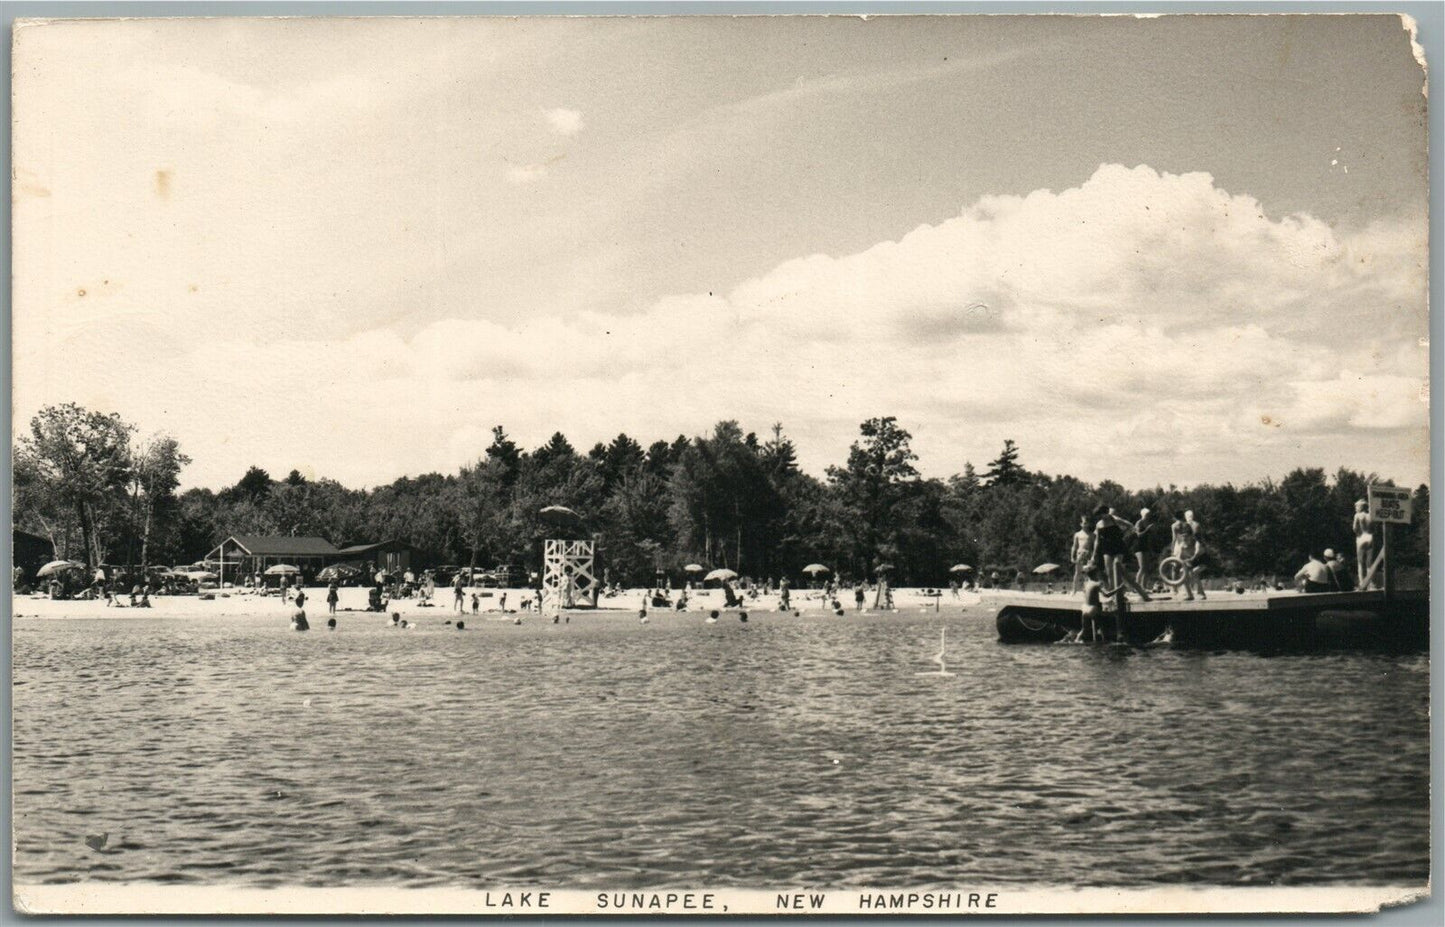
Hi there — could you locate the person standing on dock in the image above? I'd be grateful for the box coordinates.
[1069,515,1094,594]
[1352,499,1376,589]
[1183,511,1210,600]
[1092,505,1151,601]
[1132,507,1161,593]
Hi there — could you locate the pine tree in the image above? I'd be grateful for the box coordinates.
[985,440,1028,487]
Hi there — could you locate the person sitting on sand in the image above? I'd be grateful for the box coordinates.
[1295,552,1332,593]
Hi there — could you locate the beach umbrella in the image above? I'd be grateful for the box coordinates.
[705,568,738,582]
[874,563,895,573]
[683,564,705,573]
[1032,563,1061,575]
[949,564,974,573]
[264,564,301,576]
[802,563,830,575]
[537,505,583,528]
[317,562,363,583]
[36,559,85,578]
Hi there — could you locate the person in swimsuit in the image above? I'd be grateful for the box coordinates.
[1071,564,1104,643]
[1070,515,1095,595]
[1184,511,1209,600]
[1131,507,1160,592]
[326,581,339,615]
[1352,499,1375,589]
[1092,505,1151,601]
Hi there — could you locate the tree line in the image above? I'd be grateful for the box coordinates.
[13,403,1429,586]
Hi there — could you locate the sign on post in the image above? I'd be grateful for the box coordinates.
[1368,485,1413,524]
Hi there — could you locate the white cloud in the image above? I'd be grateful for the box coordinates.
[13,165,1428,490]
[543,107,584,136]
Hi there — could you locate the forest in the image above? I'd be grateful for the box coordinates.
[13,403,1430,586]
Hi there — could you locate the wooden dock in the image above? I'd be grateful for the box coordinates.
[994,588,1429,650]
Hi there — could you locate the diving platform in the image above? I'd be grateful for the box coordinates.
[994,588,1429,650]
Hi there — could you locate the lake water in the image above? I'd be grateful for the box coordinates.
[12,608,1430,889]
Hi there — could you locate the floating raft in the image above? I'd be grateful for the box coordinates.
[995,589,1429,650]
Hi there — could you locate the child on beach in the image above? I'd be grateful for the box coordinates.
[327,582,339,615]
[471,592,479,615]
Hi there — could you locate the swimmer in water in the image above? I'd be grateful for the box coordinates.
[1072,564,1104,642]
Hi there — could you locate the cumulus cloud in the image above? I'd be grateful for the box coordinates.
[13,165,1428,489]
[543,107,583,136]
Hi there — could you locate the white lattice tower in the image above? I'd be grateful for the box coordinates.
[542,539,597,615]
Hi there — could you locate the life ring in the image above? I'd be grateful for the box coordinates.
[1158,557,1188,588]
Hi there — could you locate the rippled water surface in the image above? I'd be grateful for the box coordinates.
[12,610,1430,888]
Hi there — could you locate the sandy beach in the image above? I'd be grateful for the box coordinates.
[12,584,993,621]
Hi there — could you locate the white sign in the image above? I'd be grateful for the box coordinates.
[1368,485,1413,524]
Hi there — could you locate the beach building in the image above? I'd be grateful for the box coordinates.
[13,529,55,579]
[334,540,413,575]
[206,535,342,583]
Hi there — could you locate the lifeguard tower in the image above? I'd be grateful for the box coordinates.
[537,506,597,618]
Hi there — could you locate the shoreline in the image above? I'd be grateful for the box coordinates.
[12,584,995,621]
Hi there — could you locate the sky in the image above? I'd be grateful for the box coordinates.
[11,15,1430,491]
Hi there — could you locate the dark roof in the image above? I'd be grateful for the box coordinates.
[14,528,51,546]
[225,535,340,556]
